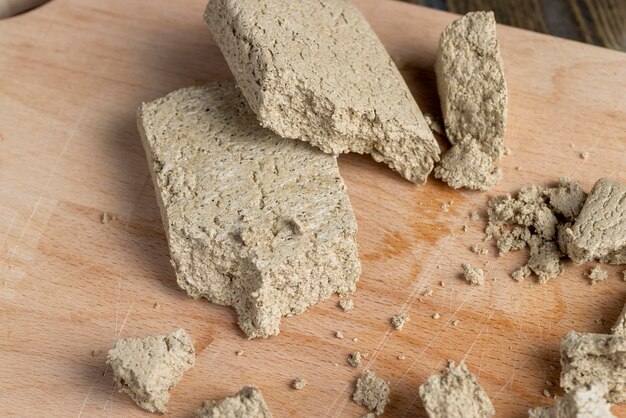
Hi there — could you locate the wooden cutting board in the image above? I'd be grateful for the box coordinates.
[1,0,624,416]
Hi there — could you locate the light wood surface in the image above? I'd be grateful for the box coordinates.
[0,0,625,417]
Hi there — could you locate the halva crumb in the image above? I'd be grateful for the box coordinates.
[463,263,485,286]
[292,377,307,390]
[587,266,607,285]
[391,314,410,331]
[348,352,363,368]
[339,299,354,312]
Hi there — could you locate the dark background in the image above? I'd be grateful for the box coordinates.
[403,0,626,51]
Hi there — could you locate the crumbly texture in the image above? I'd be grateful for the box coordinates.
[434,136,501,190]
[353,370,390,416]
[564,178,625,264]
[560,331,626,404]
[339,299,354,312]
[292,378,307,390]
[138,83,360,339]
[511,265,531,282]
[486,178,588,283]
[106,329,195,413]
[463,263,485,286]
[612,304,626,336]
[196,386,272,418]
[434,12,507,191]
[528,381,614,418]
[471,244,489,255]
[348,351,363,368]
[586,266,607,285]
[204,0,440,183]
[419,361,495,418]
[391,314,410,330]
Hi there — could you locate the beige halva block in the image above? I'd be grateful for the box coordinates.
[560,331,626,404]
[564,178,626,265]
[204,0,440,183]
[418,361,495,418]
[528,381,614,418]
[434,12,507,190]
[196,386,272,418]
[106,329,195,413]
[138,83,360,339]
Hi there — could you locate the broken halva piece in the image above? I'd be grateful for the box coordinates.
[138,83,360,338]
[106,329,195,413]
[486,178,587,283]
[560,331,626,404]
[563,178,626,265]
[528,381,614,418]
[353,370,390,416]
[204,0,440,183]
[419,361,495,418]
[462,262,485,286]
[196,386,272,418]
[612,303,626,336]
[434,12,507,190]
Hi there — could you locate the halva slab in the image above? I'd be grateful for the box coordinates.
[138,83,360,338]
[204,0,440,183]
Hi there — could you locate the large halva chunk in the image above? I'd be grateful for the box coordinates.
[138,83,360,339]
[204,0,440,183]
[564,178,626,265]
[528,381,614,418]
[434,12,507,190]
[560,331,626,404]
[106,329,195,413]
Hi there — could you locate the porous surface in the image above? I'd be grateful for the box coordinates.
[353,370,390,415]
[560,331,626,404]
[196,386,272,418]
[419,361,495,418]
[486,179,587,283]
[462,263,485,285]
[204,0,440,183]
[528,381,614,418]
[435,11,507,158]
[106,329,195,413]
[564,178,625,265]
[434,137,501,190]
[138,83,360,339]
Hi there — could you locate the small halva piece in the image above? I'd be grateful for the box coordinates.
[612,303,626,336]
[106,329,195,413]
[353,370,390,416]
[391,313,410,330]
[528,381,614,418]
[196,386,272,418]
[138,83,360,338]
[419,361,495,418]
[339,299,354,312]
[586,266,607,285]
[292,377,307,390]
[463,263,485,286]
[348,351,363,368]
[560,331,626,404]
[434,12,507,190]
[434,137,501,191]
[205,0,440,183]
[564,178,625,264]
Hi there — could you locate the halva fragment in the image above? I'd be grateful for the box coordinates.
[292,377,307,390]
[434,12,507,190]
[564,178,625,264]
[612,303,626,336]
[204,0,440,183]
[419,361,495,418]
[463,263,485,286]
[138,83,360,338]
[586,266,607,285]
[106,329,195,413]
[196,386,272,418]
[528,381,614,418]
[560,331,626,404]
[391,314,410,330]
[348,351,363,368]
[339,299,354,312]
[353,370,390,416]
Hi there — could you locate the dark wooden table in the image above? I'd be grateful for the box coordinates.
[404,0,626,51]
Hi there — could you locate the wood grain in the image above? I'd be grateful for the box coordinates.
[0,0,625,417]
